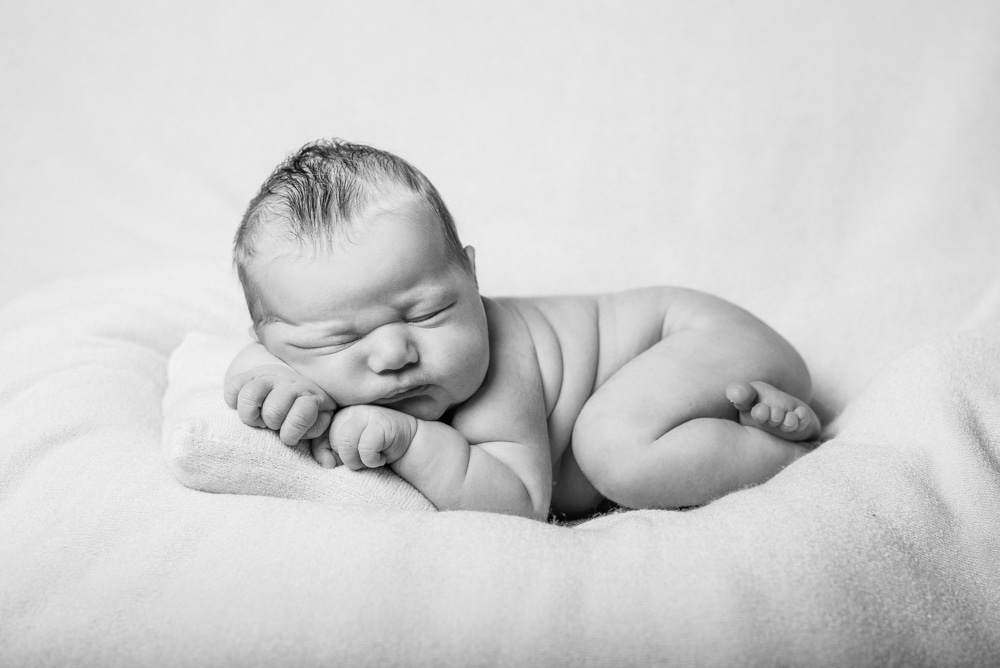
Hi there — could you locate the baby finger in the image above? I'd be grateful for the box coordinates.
[358,422,388,468]
[279,395,321,445]
[236,378,274,428]
[303,410,334,440]
[330,408,372,470]
[310,435,338,469]
[330,432,364,470]
[223,370,252,409]
[260,385,299,431]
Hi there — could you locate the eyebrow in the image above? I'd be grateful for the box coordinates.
[280,286,457,343]
[405,285,455,307]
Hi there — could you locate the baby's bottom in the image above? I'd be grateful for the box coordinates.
[564,326,819,513]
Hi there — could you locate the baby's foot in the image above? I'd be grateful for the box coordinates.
[725,380,820,441]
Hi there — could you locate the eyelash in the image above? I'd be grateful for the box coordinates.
[296,305,453,350]
[407,304,451,324]
[294,339,356,352]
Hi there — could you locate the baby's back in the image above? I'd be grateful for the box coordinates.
[495,287,672,463]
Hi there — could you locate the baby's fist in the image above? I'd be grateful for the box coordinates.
[224,364,336,446]
[329,406,418,470]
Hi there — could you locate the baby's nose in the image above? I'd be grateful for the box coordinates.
[367,324,418,373]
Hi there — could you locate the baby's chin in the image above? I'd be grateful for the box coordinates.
[351,394,451,421]
[394,402,448,421]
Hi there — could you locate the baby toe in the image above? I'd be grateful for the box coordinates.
[750,403,771,423]
[781,411,800,432]
[793,406,811,427]
[726,381,757,411]
[768,405,786,426]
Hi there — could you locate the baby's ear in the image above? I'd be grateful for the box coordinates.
[464,245,477,277]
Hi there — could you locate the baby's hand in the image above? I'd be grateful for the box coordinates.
[224,364,336,446]
[328,405,418,470]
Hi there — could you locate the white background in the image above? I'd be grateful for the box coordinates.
[3,0,999,415]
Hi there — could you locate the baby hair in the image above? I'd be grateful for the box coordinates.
[234,138,470,324]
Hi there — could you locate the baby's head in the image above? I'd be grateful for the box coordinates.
[233,139,489,420]
[235,139,471,324]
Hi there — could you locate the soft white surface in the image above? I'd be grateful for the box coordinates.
[3,1,1000,665]
[4,267,1000,665]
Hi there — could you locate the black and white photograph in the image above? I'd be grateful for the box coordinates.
[2,1,999,665]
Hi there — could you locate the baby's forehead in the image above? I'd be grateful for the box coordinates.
[257,229,445,274]
[256,227,457,292]
[264,204,450,259]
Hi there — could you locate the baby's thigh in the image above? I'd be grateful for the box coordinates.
[569,303,812,507]
[575,329,746,451]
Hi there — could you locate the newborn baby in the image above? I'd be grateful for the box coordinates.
[225,139,820,521]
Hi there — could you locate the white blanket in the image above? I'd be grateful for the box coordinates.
[3,1,1000,665]
[3,266,1000,665]
[159,323,1000,665]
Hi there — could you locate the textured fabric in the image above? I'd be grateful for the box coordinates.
[3,1,1000,665]
[3,269,1000,666]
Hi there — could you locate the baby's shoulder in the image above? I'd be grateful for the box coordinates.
[487,294,599,349]
[482,294,601,416]
[488,286,724,342]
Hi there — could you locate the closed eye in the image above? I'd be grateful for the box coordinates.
[290,337,359,351]
[408,304,452,324]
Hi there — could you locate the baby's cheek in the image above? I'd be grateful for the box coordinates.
[296,355,352,401]
[444,329,489,393]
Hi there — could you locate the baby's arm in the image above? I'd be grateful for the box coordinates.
[224,343,336,452]
[328,405,550,519]
[327,300,552,520]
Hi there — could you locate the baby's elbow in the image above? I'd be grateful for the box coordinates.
[460,478,549,521]
[523,482,552,522]
[504,497,549,522]
[528,506,550,522]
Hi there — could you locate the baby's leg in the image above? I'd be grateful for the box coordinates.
[571,322,819,510]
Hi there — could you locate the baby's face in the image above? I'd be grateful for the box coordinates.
[255,197,489,421]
